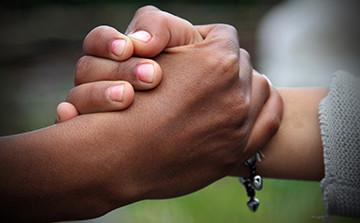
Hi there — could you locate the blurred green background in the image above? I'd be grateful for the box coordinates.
[0,1,358,223]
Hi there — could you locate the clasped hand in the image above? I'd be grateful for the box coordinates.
[53,6,282,220]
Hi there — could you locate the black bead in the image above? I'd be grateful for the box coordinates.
[252,175,263,191]
[247,198,260,212]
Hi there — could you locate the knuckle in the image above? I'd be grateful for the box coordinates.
[212,23,237,33]
[135,5,159,17]
[218,23,238,35]
[91,25,113,34]
[239,51,252,75]
[84,84,104,110]
[89,84,101,107]
[75,56,91,85]
[210,49,239,78]
[84,25,112,45]
[139,10,168,28]
[157,12,170,27]
[218,37,238,53]
[206,49,239,78]
[198,24,241,79]
[114,61,132,80]
[214,24,239,48]
[258,75,271,97]
[240,48,250,60]
[222,51,240,75]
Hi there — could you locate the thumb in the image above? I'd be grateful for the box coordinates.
[126,5,203,57]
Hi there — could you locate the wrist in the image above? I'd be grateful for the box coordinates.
[231,88,328,180]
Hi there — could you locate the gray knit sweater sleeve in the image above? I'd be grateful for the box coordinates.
[319,71,360,217]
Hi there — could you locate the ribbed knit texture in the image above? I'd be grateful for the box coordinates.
[319,71,360,217]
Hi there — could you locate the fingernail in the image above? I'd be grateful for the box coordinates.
[128,30,151,42]
[112,39,126,56]
[107,84,125,102]
[262,74,272,86]
[136,64,154,83]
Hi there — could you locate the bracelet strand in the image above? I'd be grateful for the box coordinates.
[239,152,263,212]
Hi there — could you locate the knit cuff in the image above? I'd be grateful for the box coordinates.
[319,71,360,217]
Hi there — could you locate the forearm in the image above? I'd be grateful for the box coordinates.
[0,116,136,221]
[256,88,328,181]
[232,88,328,181]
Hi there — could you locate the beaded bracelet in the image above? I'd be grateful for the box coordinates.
[239,152,263,212]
